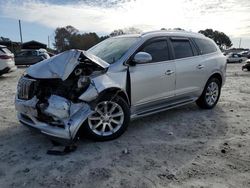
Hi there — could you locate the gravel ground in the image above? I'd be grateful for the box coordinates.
[0,64,249,188]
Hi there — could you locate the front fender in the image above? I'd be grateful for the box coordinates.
[79,72,128,102]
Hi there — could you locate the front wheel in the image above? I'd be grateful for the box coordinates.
[196,77,221,109]
[83,95,130,141]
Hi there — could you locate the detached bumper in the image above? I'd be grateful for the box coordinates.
[17,113,73,144]
[15,96,92,144]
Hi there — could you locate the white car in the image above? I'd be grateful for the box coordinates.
[226,53,244,63]
[0,45,16,76]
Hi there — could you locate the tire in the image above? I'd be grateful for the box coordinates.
[196,77,221,109]
[83,95,130,141]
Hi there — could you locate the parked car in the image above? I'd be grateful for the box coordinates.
[239,51,250,58]
[15,30,226,144]
[226,53,244,63]
[0,45,16,76]
[242,59,250,71]
[15,49,50,65]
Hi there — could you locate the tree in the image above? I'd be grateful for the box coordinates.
[110,29,124,37]
[54,25,79,52]
[173,28,185,31]
[0,37,11,42]
[54,25,109,52]
[110,27,142,37]
[198,29,232,49]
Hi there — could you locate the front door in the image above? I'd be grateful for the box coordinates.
[129,38,176,112]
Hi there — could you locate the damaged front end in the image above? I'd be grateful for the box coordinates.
[15,50,110,144]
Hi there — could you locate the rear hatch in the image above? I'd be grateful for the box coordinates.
[0,46,14,61]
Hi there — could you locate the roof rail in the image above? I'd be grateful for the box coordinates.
[141,30,205,37]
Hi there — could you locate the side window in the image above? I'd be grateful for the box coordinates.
[171,40,194,59]
[141,40,169,63]
[32,51,37,56]
[193,38,217,55]
[16,51,28,57]
[27,51,33,56]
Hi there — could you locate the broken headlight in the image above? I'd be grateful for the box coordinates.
[77,76,90,89]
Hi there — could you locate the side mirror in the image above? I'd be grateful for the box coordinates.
[132,52,152,64]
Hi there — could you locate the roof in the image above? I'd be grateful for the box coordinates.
[22,40,47,49]
[112,30,206,39]
[22,40,46,45]
[141,30,205,38]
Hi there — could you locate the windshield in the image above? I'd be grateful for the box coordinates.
[88,37,139,64]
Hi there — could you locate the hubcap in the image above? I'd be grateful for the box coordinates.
[88,101,124,136]
[205,82,219,106]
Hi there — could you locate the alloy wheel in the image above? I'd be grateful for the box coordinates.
[88,101,124,136]
[205,81,219,106]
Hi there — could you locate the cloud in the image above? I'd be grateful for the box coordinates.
[1,0,250,37]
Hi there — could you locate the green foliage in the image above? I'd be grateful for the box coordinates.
[54,25,109,52]
[199,29,232,49]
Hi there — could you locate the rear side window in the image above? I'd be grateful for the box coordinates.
[171,40,194,59]
[193,38,217,54]
[141,40,169,62]
[0,47,11,54]
[16,51,33,57]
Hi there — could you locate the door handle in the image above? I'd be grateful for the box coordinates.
[165,70,175,75]
[197,64,205,69]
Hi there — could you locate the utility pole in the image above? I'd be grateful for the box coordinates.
[239,38,242,48]
[48,35,50,49]
[18,20,23,44]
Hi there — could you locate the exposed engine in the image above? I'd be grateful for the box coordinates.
[17,58,105,125]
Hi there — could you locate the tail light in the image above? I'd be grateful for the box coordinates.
[0,55,12,60]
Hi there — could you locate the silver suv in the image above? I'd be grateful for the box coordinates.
[15,30,226,144]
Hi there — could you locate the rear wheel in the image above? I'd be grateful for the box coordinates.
[196,77,221,109]
[84,95,130,141]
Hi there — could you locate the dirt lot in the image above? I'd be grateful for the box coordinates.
[0,64,249,188]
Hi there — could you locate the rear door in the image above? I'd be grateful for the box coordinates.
[129,38,176,111]
[170,37,206,98]
[30,51,43,64]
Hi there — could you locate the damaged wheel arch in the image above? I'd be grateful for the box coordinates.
[95,88,130,106]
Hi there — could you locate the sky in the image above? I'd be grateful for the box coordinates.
[0,0,250,48]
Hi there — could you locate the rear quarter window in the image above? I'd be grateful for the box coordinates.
[193,38,217,55]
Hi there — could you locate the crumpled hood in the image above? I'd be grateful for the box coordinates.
[27,49,109,80]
